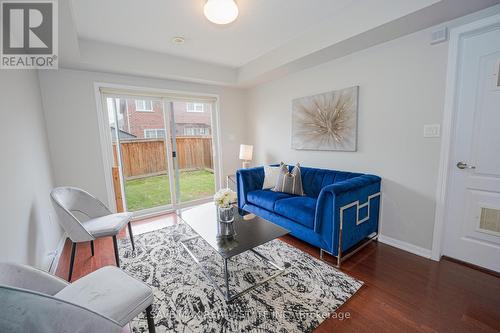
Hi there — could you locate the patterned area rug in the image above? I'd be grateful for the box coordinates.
[119,223,362,332]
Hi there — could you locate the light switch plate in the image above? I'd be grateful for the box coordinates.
[424,124,440,138]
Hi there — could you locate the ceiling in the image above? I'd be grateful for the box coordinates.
[71,0,361,67]
[64,0,500,86]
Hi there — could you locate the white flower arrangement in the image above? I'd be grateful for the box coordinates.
[214,188,237,208]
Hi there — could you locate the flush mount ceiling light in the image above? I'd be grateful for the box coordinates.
[204,0,239,25]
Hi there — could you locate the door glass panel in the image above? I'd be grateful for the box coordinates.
[106,95,172,212]
[480,207,500,234]
[171,101,216,203]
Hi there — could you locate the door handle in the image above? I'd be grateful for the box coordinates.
[456,161,476,170]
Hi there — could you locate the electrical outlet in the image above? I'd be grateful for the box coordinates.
[423,124,440,138]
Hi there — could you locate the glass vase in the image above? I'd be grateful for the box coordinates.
[218,205,234,223]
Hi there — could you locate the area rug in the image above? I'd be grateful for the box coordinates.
[118,223,363,332]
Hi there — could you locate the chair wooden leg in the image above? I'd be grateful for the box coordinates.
[112,235,120,268]
[145,305,155,333]
[128,222,135,252]
[68,242,76,281]
[90,240,94,256]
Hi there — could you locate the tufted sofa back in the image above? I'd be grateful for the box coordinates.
[297,166,362,198]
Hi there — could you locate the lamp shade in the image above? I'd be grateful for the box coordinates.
[239,144,253,161]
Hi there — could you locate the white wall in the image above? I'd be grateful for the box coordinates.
[247,28,447,250]
[0,71,62,269]
[38,69,248,208]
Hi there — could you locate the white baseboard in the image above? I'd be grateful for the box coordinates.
[48,233,67,274]
[378,234,432,259]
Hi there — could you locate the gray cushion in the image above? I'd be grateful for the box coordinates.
[82,212,132,238]
[56,266,153,326]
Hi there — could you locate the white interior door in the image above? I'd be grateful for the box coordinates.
[443,26,500,272]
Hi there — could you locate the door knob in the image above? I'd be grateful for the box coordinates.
[457,161,476,170]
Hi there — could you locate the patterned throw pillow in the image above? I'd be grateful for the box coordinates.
[273,163,304,196]
[262,162,284,189]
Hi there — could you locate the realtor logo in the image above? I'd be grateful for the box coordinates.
[1,0,58,69]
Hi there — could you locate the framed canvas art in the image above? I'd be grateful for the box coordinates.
[292,86,358,151]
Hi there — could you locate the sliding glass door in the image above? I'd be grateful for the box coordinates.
[105,94,173,214]
[103,92,217,216]
[169,101,216,204]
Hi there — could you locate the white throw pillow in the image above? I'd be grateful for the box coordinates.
[263,165,282,189]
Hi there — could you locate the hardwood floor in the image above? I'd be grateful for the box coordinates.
[55,213,500,333]
[55,213,181,281]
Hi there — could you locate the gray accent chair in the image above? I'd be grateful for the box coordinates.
[51,186,135,281]
[0,262,155,332]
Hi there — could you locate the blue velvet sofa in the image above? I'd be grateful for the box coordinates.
[237,165,381,266]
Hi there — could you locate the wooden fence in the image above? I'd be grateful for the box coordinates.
[113,137,213,179]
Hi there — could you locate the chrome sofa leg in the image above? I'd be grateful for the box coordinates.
[319,248,342,268]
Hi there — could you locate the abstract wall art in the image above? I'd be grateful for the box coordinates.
[292,86,358,151]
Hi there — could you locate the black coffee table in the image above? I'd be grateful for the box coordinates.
[179,203,289,302]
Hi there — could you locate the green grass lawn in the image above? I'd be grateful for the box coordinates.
[124,169,215,211]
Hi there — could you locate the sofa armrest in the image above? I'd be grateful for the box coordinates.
[320,174,381,196]
[315,175,381,254]
[236,167,265,209]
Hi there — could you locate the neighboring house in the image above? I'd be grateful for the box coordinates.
[115,99,212,139]
[173,102,212,136]
[110,126,136,142]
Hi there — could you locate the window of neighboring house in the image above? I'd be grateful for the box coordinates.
[144,129,166,139]
[184,127,209,136]
[135,100,153,112]
[186,102,204,112]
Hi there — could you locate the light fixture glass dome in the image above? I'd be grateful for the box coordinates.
[204,0,239,25]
